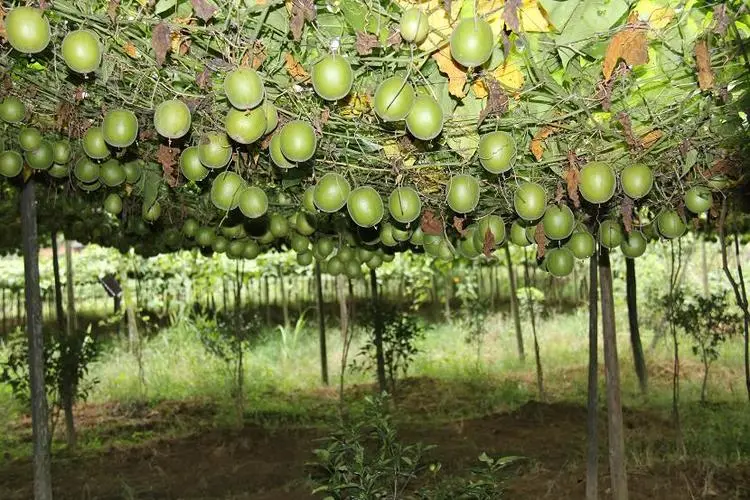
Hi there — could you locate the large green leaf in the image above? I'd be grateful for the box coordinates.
[446,90,484,159]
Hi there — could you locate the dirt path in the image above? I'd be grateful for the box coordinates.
[1,400,748,499]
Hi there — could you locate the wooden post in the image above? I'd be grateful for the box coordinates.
[51,231,65,332]
[279,265,290,331]
[625,258,647,394]
[370,268,387,393]
[20,179,53,500]
[586,255,599,500]
[599,248,629,500]
[65,240,77,333]
[315,263,328,385]
[505,244,525,362]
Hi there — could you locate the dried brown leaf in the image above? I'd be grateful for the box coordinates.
[530,125,557,161]
[452,216,468,236]
[356,31,379,56]
[478,77,509,125]
[602,18,649,80]
[616,111,641,150]
[420,210,443,236]
[107,0,120,22]
[196,67,211,89]
[251,40,266,69]
[621,196,634,233]
[284,52,309,81]
[191,0,217,22]
[554,183,564,204]
[713,4,729,36]
[565,165,580,208]
[386,30,402,47]
[152,22,171,67]
[534,224,546,259]
[503,0,521,32]
[290,0,315,41]
[483,229,495,257]
[156,145,180,187]
[641,129,663,149]
[501,30,511,58]
[695,39,714,90]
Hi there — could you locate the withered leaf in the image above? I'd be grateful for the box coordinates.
[420,210,443,236]
[139,128,157,141]
[386,30,402,47]
[641,129,663,149]
[356,31,379,56]
[453,216,468,236]
[152,22,171,67]
[713,4,729,36]
[478,77,509,125]
[156,145,180,187]
[483,229,495,257]
[616,111,641,150]
[565,163,580,208]
[196,67,211,89]
[290,0,315,42]
[602,18,649,80]
[530,125,557,161]
[107,0,120,22]
[695,39,714,90]
[284,52,309,81]
[251,40,266,69]
[554,182,564,203]
[534,224,546,259]
[501,30,511,58]
[502,0,521,33]
[191,0,217,23]
[621,196,634,233]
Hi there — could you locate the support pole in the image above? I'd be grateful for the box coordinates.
[315,262,328,385]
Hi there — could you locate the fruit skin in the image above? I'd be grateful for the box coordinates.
[243,240,260,259]
[239,186,268,219]
[52,140,72,164]
[198,132,233,168]
[302,186,317,212]
[0,151,23,177]
[295,212,317,235]
[513,182,547,221]
[103,109,139,148]
[5,7,50,54]
[183,218,199,237]
[684,186,713,214]
[657,210,686,239]
[19,127,42,151]
[388,186,422,224]
[210,171,245,211]
[374,77,415,122]
[103,193,123,215]
[263,101,278,134]
[99,159,126,186]
[579,161,616,204]
[347,186,384,228]
[225,107,266,144]
[478,131,515,174]
[154,99,191,139]
[546,248,575,277]
[0,96,25,123]
[314,173,351,213]
[567,231,595,259]
[123,160,144,183]
[195,227,216,247]
[179,146,209,182]
[475,215,506,248]
[542,205,575,240]
[142,201,161,222]
[212,236,229,253]
[269,213,289,238]
[405,95,443,141]
[400,8,430,44]
[311,54,353,101]
[598,219,624,249]
[224,68,265,110]
[74,157,100,183]
[449,18,494,68]
[48,163,69,178]
[446,174,480,213]
[620,163,653,200]
[509,220,533,247]
[61,30,102,73]
[621,231,647,258]
[25,141,54,170]
[279,120,317,162]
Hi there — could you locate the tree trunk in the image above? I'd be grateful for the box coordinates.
[57,235,77,449]
[586,255,599,500]
[625,258,647,394]
[701,349,709,404]
[64,240,77,334]
[505,245,525,362]
[523,252,544,399]
[51,232,65,332]
[337,275,351,404]
[598,248,629,500]
[315,262,328,385]
[370,269,387,393]
[21,179,53,500]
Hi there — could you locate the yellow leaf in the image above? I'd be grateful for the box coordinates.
[340,93,372,117]
[641,129,662,148]
[432,45,467,98]
[383,140,401,158]
[518,0,553,32]
[530,125,557,161]
[472,80,488,99]
[634,0,674,30]
[284,52,308,81]
[123,42,139,58]
[602,16,649,80]
[492,57,524,90]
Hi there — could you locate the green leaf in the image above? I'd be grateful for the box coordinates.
[681,149,698,177]
[446,90,483,159]
[154,0,177,15]
[339,0,385,35]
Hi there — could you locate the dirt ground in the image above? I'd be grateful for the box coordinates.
[1,396,748,500]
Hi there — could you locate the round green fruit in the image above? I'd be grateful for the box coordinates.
[183,218,199,237]
[315,238,334,258]
[290,233,310,253]
[82,127,110,159]
[347,186,384,228]
[48,163,69,178]
[154,99,191,139]
[400,8,430,44]
[243,240,260,259]
[621,231,647,258]
[542,204,575,240]
[211,171,245,211]
[312,54,353,101]
[0,96,25,123]
[446,174,480,213]
[103,193,123,215]
[684,186,712,214]
[195,227,216,247]
[297,252,313,266]
[657,210,686,239]
[212,236,229,253]
[239,186,268,219]
[509,220,532,247]
[409,226,425,245]
[449,18,494,68]
[18,127,42,151]
[374,77,415,122]
[327,256,344,275]
[74,157,100,183]
[269,133,295,169]
[123,160,143,183]
[225,107,266,144]
[279,120,317,162]
[579,162,616,204]
[598,220,623,249]
[513,182,547,221]
[198,132,233,168]
[224,68,264,110]
[102,108,138,148]
[5,7,50,54]
[61,29,101,73]
[227,240,245,258]
[295,212,317,235]
[388,186,421,224]
[25,141,53,170]
[478,131,515,174]
[567,231,595,259]
[620,163,653,200]
[405,95,443,141]
[302,185,316,212]
[263,101,278,134]
[380,223,398,247]
[99,159,126,186]
[314,172,350,213]
[142,201,161,222]
[0,151,23,177]
[180,146,209,182]
[546,248,575,278]
[52,140,72,164]
[475,215,505,248]
[269,213,289,238]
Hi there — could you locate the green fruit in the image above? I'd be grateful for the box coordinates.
[142,201,161,222]
[0,96,25,123]
[546,248,575,277]
[302,186,316,212]
[180,146,209,182]
[392,226,411,242]
[297,252,313,266]
[154,99,191,139]
[221,224,246,239]
[446,174,480,213]
[314,172,350,213]
[295,212,317,235]
[621,231,647,258]
[449,18,494,68]
[279,120,317,162]
[5,7,50,54]
[74,157,100,183]
[239,186,268,219]
[269,213,289,238]
[347,186,384,228]
[99,159,126,186]
[225,107,266,144]
[102,108,139,148]
[263,101,278,134]
[405,95,443,140]
[0,151,23,177]
[684,186,712,214]
[243,240,260,259]
[620,163,653,200]
[509,220,533,247]
[227,240,245,258]
[327,256,344,275]
[195,227,216,247]
[77,179,101,192]
[374,77,415,122]
[380,223,398,247]
[344,259,362,279]
[183,218,199,237]
[478,131,515,174]
[366,253,383,269]
[257,229,275,244]
[311,54,353,101]
[579,162,616,204]
[460,228,482,258]
[61,29,101,73]
[514,182,547,221]
[212,236,229,253]
[82,127,110,159]
[388,186,421,224]
[224,68,265,110]
[123,160,143,183]
[291,233,310,253]
[198,132,233,168]
[599,220,623,249]
[409,226,425,245]
[211,171,245,211]
[25,141,53,170]
[269,133,295,169]
[542,205,575,240]
[475,215,506,248]
[104,193,123,215]
[400,8,430,44]
[657,210,686,239]
[52,140,72,164]
[315,238,334,258]
[19,127,42,151]
[567,231,595,259]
